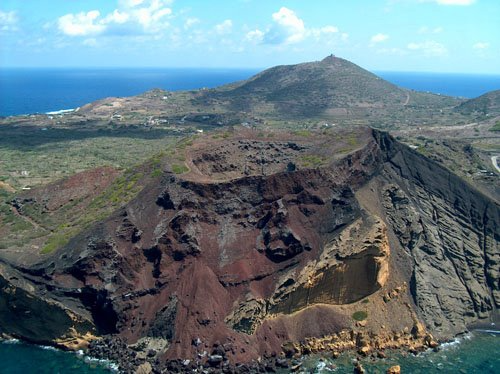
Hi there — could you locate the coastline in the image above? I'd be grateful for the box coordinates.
[0,338,117,373]
[45,108,76,115]
[1,326,498,373]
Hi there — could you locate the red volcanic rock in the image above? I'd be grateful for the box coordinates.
[1,127,498,372]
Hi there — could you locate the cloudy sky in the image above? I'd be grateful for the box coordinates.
[1,0,498,73]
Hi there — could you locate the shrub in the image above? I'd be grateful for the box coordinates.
[352,311,368,321]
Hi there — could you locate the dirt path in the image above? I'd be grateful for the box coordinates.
[183,148,230,184]
[403,92,410,106]
[10,205,44,231]
[492,156,500,173]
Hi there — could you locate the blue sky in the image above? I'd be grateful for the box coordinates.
[0,0,498,73]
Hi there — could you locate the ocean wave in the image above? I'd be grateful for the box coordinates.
[1,339,20,344]
[439,338,461,350]
[45,108,75,115]
[39,345,58,351]
[82,355,119,372]
[475,329,500,335]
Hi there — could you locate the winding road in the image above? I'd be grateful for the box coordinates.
[491,156,500,173]
[403,92,410,106]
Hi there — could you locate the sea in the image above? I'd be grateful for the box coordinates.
[1,68,500,116]
[0,330,498,373]
[1,68,500,372]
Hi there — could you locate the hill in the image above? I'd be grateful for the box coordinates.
[196,55,463,124]
[455,89,500,116]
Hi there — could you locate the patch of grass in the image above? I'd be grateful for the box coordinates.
[361,299,370,304]
[352,311,368,321]
[489,121,500,132]
[300,154,325,168]
[40,230,76,254]
[150,169,163,178]
[0,126,179,191]
[293,129,311,137]
[172,164,189,174]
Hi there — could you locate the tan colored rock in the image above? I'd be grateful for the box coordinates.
[358,346,371,356]
[357,320,367,327]
[54,329,98,351]
[411,321,426,339]
[135,362,152,374]
[387,365,401,374]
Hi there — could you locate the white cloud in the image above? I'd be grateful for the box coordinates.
[0,10,18,32]
[371,33,389,43]
[245,29,264,43]
[266,7,306,44]
[102,10,130,24]
[58,11,105,36]
[250,7,342,46]
[436,0,475,4]
[375,47,409,56]
[407,40,448,56]
[419,0,476,5]
[214,19,232,35]
[184,17,199,29]
[58,0,172,37]
[473,42,489,50]
[418,26,443,34]
[320,26,339,34]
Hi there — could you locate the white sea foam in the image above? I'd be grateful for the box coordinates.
[45,108,75,115]
[39,345,58,351]
[475,329,500,334]
[438,333,473,351]
[1,339,20,344]
[83,356,119,372]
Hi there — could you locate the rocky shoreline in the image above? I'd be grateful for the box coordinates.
[84,322,440,373]
[2,324,494,373]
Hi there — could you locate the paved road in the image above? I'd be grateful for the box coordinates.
[492,156,500,173]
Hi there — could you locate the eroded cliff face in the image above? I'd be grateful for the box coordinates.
[377,135,499,337]
[0,128,498,368]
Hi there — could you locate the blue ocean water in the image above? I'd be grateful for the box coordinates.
[376,71,500,98]
[1,68,500,116]
[1,330,498,373]
[0,68,259,117]
[0,340,113,373]
[294,330,500,374]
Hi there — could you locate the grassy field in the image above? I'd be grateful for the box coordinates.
[0,126,180,191]
[0,125,185,255]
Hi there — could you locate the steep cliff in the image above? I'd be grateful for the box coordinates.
[0,127,498,371]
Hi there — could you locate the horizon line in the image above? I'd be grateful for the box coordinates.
[1,66,500,76]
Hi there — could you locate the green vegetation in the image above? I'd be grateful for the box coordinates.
[293,129,312,137]
[490,121,500,132]
[40,230,76,254]
[211,131,232,140]
[352,311,368,321]
[39,168,146,254]
[300,154,325,168]
[0,126,178,190]
[172,164,189,174]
